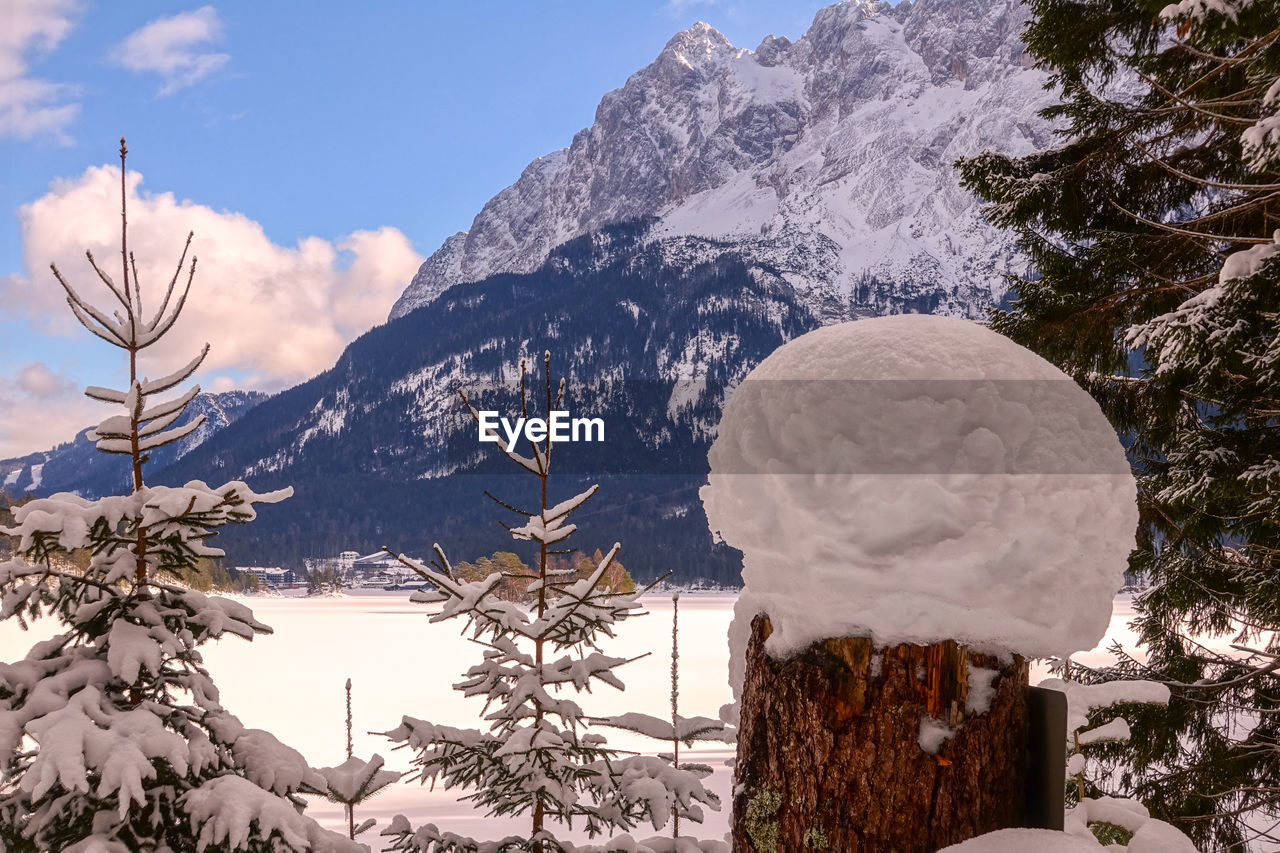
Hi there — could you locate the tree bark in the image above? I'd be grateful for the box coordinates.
[732,614,1029,852]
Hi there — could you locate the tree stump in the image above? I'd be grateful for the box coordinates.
[732,614,1029,852]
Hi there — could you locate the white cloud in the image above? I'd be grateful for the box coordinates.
[0,0,82,142]
[0,360,96,459]
[3,163,424,433]
[110,5,229,95]
[0,385,96,461]
[206,375,239,393]
[16,362,75,398]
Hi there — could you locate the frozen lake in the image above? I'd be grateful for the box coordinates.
[0,589,1147,845]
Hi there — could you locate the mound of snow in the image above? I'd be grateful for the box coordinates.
[940,828,1105,852]
[700,316,1136,698]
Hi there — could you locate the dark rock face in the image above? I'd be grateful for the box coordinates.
[901,0,1032,88]
[158,221,816,581]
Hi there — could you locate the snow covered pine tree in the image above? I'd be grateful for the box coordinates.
[957,1,1280,847]
[589,593,726,841]
[0,139,364,853]
[315,679,400,842]
[380,353,723,853]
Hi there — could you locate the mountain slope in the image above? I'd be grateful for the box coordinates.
[0,391,268,498]
[152,0,1059,582]
[390,0,1056,322]
[160,222,815,582]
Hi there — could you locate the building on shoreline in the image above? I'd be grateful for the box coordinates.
[238,566,300,590]
[304,550,426,589]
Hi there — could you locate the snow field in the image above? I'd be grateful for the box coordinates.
[0,589,1219,846]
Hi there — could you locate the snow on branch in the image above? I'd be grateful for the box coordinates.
[459,388,543,475]
[183,775,319,851]
[85,385,128,404]
[1159,0,1255,24]
[508,515,578,546]
[590,713,727,746]
[380,815,730,852]
[316,754,402,805]
[4,481,291,583]
[545,486,599,523]
[1040,677,1171,736]
[384,353,719,848]
[136,385,201,425]
[141,344,210,396]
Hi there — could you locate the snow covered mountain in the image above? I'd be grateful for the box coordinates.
[390,0,1056,322]
[0,390,268,498]
[147,0,1060,582]
[160,223,809,582]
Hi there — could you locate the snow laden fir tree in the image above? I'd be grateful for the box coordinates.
[957,0,1280,845]
[0,139,362,853]
[314,679,400,842]
[589,593,725,842]
[380,354,724,853]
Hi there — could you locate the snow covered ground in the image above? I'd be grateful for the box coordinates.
[0,588,1167,843]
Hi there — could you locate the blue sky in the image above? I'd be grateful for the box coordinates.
[1,0,840,458]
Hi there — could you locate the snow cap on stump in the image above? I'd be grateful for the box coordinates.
[701,316,1137,698]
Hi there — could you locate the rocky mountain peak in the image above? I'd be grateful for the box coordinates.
[139,0,1067,575]
[898,0,1033,87]
[754,34,792,67]
[658,21,736,69]
[388,0,1059,323]
[807,0,893,29]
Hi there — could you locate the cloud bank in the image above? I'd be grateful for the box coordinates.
[0,363,94,461]
[1,163,424,457]
[110,5,229,95]
[0,0,82,141]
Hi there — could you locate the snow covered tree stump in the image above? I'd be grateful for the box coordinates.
[733,616,1029,852]
[701,317,1141,853]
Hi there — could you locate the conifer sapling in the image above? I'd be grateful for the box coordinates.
[379,354,723,853]
[315,678,401,841]
[0,139,362,853]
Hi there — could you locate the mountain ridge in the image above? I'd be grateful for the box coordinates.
[0,390,269,499]
[19,0,1062,583]
[389,0,1056,323]
[157,220,808,582]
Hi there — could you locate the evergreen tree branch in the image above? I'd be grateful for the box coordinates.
[1107,198,1272,243]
